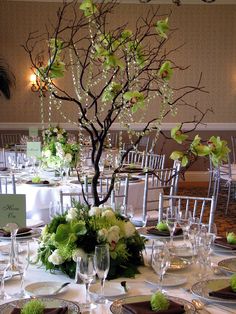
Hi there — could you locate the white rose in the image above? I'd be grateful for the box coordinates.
[53,128,58,133]
[65,153,72,163]
[72,248,86,262]
[107,226,120,244]
[48,249,64,265]
[66,207,78,221]
[102,209,115,219]
[124,221,136,238]
[89,206,102,216]
[97,228,108,241]
[57,134,63,140]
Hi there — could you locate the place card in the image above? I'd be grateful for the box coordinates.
[29,127,38,138]
[27,141,41,158]
[0,194,26,227]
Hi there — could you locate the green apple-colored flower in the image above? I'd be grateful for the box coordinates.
[158,61,173,81]
[230,274,236,292]
[150,291,170,311]
[79,0,97,17]
[171,125,188,144]
[227,232,236,245]
[155,18,169,39]
[123,91,144,113]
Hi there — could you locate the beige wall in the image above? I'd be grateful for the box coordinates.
[0,1,236,133]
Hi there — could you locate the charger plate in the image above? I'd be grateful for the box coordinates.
[218,258,236,274]
[110,295,195,314]
[191,278,236,305]
[0,297,80,313]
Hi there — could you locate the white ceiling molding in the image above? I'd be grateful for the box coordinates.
[6,0,236,3]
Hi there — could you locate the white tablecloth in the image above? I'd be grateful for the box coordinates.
[1,240,236,313]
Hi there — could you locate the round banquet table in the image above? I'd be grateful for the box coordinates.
[1,239,236,313]
[15,174,159,224]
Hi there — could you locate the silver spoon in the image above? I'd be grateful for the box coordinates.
[53,282,70,294]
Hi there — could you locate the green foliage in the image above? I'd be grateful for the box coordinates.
[155,18,169,38]
[150,291,170,311]
[31,176,41,183]
[21,299,45,314]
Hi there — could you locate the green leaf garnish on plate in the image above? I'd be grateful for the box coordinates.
[150,291,170,311]
[21,299,45,314]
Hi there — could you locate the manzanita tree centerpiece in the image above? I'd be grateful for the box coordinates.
[23,0,229,207]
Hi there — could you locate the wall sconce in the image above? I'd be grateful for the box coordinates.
[30,73,48,97]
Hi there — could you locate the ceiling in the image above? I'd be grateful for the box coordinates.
[7,0,236,3]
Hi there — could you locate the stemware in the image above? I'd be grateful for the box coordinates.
[178,210,192,246]
[165,208,178,248]
[0,261,10,300]
[94,244,110,304]
[75,254,96,310]
[151,241,170,292]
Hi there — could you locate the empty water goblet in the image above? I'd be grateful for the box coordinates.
[151,241,170,292]
[94,244,110,304]
[75,254,96,310]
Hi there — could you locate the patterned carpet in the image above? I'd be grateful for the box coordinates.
[178,185,236,237]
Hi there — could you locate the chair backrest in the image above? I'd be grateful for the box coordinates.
[1,134,21,148]
[137,136,150,153]
[142,165,180,223]
[0,174,16,194]
[60,175,129,211]
[158,193,215,232]
[121,150,146,167]
[144,153,165,170]
[231,136,236,164]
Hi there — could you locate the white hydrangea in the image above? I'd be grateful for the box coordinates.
[89,206,102,216]
[48,249,64,265]
[102,209,115,219]
[66,207,78,221]
[107,225,120,244]
[72,248,86,262]
[124,221,136,238]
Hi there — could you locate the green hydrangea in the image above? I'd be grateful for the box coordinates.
[156,222,168,232]
[230,274,236,292]
[150,291,170,311]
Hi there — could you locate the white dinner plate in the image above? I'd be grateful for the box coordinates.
[90,281,127,300]
[25,281,70,296]
[0,297,80,313]
[191,278,236,304]
[145,273,187,287]
[110,295,195,313]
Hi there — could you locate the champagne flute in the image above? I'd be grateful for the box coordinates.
[165,208,178,248]
[94,244,110,304]
[0,261,10,300]
[75,254,96,310]
[151,241,170,292]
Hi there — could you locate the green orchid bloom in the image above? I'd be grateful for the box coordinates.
[171,125,188,144]
[190,135,210,156]
[158,61,173,81]
[123,91,145,113]
[208,136,230,166]
[79,0,97,17]
[102,82,122,102]
[155,17,169,39]
[170,151,189,167]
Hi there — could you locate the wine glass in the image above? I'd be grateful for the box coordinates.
[75,254,96,310]
[151,241,170,292]
[178,210,192,246]
[0,261,10,300]
[165,207,178,248]
[94,244,110,304]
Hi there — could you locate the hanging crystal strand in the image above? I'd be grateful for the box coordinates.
[48,86,53,125]
[39,92,45,130]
